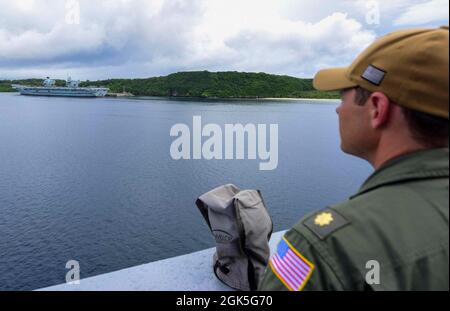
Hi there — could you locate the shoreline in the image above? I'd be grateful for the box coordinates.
[116,95,341,102]
[257,97,340,102]
[0,91,340,102]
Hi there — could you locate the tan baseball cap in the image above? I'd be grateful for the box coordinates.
[314,26,449,119]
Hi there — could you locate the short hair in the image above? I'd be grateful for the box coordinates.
[346,87,449,148]
[401,107,449,148]
[340,87,372,106]
[354,87,372,106]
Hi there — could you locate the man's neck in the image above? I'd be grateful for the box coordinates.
[370,139,429,170]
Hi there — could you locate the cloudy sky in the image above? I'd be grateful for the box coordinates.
[0,0,448,80]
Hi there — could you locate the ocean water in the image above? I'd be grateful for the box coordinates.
[0,93,372,290]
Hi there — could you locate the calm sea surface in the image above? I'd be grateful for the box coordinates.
[0,93,372,290]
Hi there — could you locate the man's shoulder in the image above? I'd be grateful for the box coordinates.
[291,181,442,245]
[276,204,367,291]
[290,193,383,243]
[285,181,449,288]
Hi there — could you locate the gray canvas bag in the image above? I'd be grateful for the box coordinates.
[196,184,273,291]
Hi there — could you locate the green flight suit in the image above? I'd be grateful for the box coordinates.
[259,148,449,291]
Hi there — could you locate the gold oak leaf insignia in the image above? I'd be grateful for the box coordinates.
[314,212,334,227]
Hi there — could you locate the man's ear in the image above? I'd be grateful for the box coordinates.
[368,92,391,129]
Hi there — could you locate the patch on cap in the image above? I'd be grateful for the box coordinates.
[361,64,386,86]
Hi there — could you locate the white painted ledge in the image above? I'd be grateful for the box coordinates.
[38,231,286,291]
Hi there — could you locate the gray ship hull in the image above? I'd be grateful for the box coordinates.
[13,86,109,98]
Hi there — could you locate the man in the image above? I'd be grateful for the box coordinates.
[258,26,449,291]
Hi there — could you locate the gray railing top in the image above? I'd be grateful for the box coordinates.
[39,231,287,291]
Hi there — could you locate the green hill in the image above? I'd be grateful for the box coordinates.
[1,71,339,99]
[81,71,338,98]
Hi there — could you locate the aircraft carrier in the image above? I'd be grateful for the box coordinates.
[12,77,109,98]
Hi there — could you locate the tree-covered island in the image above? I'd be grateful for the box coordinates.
[0,71,339,99]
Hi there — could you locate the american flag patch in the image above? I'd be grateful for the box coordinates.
[269,237,315,291]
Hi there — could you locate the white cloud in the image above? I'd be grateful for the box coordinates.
[0,0,205,68]
[208,13,375,77]
[0,0,446,80]
[0,24,104,60]
[171,0,375,77]
[394,0,449,26]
